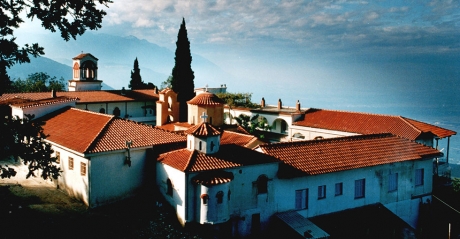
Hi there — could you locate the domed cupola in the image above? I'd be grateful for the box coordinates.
[184,112,221,154]
[187,92,225,127]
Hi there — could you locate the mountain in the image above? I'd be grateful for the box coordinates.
[8,32,236,90]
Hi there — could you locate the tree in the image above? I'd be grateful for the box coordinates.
[171,18,195,122]
[0,114,59,180]
[216,92,260,109]
[234,113,271,138]
[0,0,112,96]
[10,72,65,93]
[129,57,143,89]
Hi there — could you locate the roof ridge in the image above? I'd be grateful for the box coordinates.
[183,150,198,171]
[261,133,395,148]
[401,116,457,135]
[306,108,401,118]
[398,116,422,137]
[81,110,115,153]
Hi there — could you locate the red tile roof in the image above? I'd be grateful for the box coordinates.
[187,92,225,106]
[9,96,79,109]
[73,53,98,60]
[41,107,186,154]
[158,144,279,172]
[191,171,234,186]
[184,122,221,137]
[294,108,456,140]
[0,89,158,104]
[259,133,442,176]
[220,131,259,147]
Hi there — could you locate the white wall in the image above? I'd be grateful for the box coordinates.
[75,101,155,121]
[289,125,359,141]
[274,158,433,228]
[11,101,76,120]
[156,163,187,225]
[89,148,148,207]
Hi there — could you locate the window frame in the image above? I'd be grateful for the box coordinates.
[80,162,86,176]
[68,157,74,170]
[335,182,343,196]
[388,172,398,192]
[415,168,424,186]
[295,188,309,210]
[355,179,365,199]
[318,185,326,199]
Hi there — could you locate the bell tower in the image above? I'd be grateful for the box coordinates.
[68,53,103,91]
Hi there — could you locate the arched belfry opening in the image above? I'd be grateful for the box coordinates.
[68,53,102,91]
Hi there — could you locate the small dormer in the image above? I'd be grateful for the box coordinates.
[68,53,102,91]
[185,112,221,154]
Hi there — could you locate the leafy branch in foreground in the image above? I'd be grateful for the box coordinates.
[0,114,59,180]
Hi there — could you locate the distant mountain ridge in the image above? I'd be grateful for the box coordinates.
[8,32,234,90]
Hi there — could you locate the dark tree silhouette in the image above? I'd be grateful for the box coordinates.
[129,57,143,89]
[0,0,112,96]
[171,18,195,122]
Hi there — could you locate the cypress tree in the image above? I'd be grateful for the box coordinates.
[129,57,143,89]
[171,18,195,122]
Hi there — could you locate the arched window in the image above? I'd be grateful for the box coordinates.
[99,108,105,114]
[201,194,209,205]
[73,63,80,78]
[210,141,215,151]
[166,179,173,196]
[113,107,120,117]
[216,191,224,204]
[257,175,268,194]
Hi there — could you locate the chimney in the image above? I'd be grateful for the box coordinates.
[296,100,301,111]
[51,90,56,98]
[278,99,282,109]
[261,97,265,108]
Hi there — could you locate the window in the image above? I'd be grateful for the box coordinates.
[199,141,202,150]
[355,179,365,199]
[113,107,120,117]
[281,120,287,132]
[228,190,231,201]
[415,168,424,186]
[80,162,86,176]
[295,189,308,209]
[216,191,224,204]
[99,108,105,114]
[201,194,209,205]
[55,151,60,164]
[68,157,74,170]
[388,173,398,192]
[256,175,268,194]
[335,182,343,196]
[318,185,326,199]
[166,179,173,196]
[210,141,215,151]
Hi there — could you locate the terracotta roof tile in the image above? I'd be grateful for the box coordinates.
[294,108,456,140]
[187,92,225,106]
[9,96,79,109]
[259,133,442,176]
[41,107,186,154]
[191,171,234,186]
[158,144,279,172]
[73,53,98,60]
[0,89,158,104]
[220,131,258,147]
[184,122,221,137]
[41,107,113,153]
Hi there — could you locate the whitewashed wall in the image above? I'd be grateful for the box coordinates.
[11,101,76,120]
[75,101,155,120]
[89,148,148,207]
[156,163,187,225]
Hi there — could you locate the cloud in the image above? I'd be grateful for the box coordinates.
[98,0,459,58]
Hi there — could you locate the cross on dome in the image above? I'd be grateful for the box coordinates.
[200,112,208,123]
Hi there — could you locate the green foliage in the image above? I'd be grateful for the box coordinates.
[453,178,460,193]
[234,113,271,137]
[171,18,195,122]
[0,0,112,95]
[9,72,65,93]
[216,92,260,108]
[161,75,173,90]
[0,114,60,180]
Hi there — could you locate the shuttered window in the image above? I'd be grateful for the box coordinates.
[355,179,365,199]
[415,168,424,186]
[295,189,308,209]
[335,182,343,196]
[318,185,326,199]
[388,173,398,192]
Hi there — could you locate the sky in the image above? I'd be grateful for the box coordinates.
[16,0,460,108]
